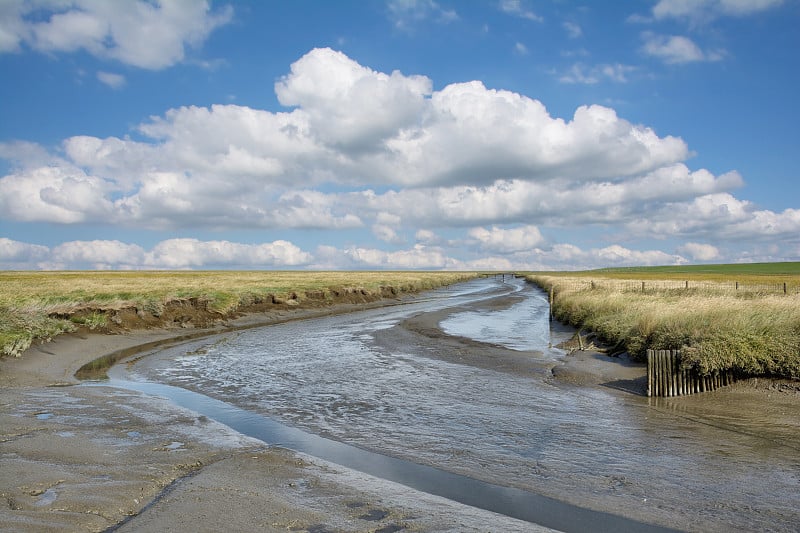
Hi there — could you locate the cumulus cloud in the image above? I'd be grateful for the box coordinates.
[275,47,432,153]
[373,224,406,244]
[559,63,635,84]
[625,193,800,243]
[468,225,544,253]
[642,33,724,64]
[145,239,312,268]
[1,47,795,268]
[97,71,126,89]
[0,237,50,268]
[1,48,696,231]
[652,0,784,21]
[544,243,686,270]
[387,0,458,30]
[0,238,315,270]
[0,0,232,69]
[499,0,542,22]
[563,21,582,39]
[345,244,458,269]
[53,240,146,269]
[677,242,721,261]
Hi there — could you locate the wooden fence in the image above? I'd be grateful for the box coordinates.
[646,349,736,397]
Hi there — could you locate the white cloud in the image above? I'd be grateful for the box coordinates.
[345,244,458,269]
[387,0,458,30]
[0,237,49,267]
[545,243,686,270]
[275,47,432,152]
[625,193,800,243]
[415,229,440,245]
[53,240,146,269]
[641,33,724,64]
[355,164,741,229]
[0,164,115,223]
[373,224,406,244]
[514,42,529,55]
[1,0,233,69]
[1,238,315,270]
[2,48,795,268]
[652,0,784,21]
[563,21,582,39]
[560,63,635,84]
[1,48,693,231]
[145,239,312,268]
[468,225,544,253]
[677,242,721,261]
[97,71,126,89]
[499,0,542,22]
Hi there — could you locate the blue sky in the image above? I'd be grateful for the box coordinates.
[1,0,798,270]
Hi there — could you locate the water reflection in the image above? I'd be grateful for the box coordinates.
[119,277,800,532]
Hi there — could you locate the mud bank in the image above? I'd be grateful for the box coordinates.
[0,293,550,533]
[2,285,798,532]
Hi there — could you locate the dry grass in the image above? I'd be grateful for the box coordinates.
[0,271,478,358]
[528,274,800,379]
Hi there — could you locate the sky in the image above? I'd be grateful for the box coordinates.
[1,0,798,271]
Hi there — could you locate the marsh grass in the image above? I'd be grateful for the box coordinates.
[0,271,477,358]
[528,274,800,379]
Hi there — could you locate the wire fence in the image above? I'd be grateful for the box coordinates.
[545,279,800,296]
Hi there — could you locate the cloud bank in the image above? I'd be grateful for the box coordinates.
[2,48,798,270]
[0,0,232,69]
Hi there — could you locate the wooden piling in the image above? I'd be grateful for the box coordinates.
[646,349,736,397]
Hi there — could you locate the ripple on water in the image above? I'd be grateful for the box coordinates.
[122,277,800,532]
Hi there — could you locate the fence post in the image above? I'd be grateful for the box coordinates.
[642,281,646,293]
[784,282,787,295]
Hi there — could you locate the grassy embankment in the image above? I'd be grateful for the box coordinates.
[527,262,800,380]
[0,271,478,359]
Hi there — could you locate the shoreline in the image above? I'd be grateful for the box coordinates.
[2,287,797,531]
[1,293,558,533]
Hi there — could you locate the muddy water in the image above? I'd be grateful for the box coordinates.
[115,277,800,532]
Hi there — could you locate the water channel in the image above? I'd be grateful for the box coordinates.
[105,277,800,532]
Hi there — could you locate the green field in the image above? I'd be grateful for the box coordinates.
[526,263,800,380]
[0,271,478,359]
[588,261,800,278]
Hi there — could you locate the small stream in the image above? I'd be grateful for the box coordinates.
[106,277,800,532]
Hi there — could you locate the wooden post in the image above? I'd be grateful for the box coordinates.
[647,351,653,397]
[735,281,739,291]
[784,282,788,294]
[642,281,646,293]
[685,280,689,290]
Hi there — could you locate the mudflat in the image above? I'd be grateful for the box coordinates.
[2,291,797,532]
[1,300,553,533]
